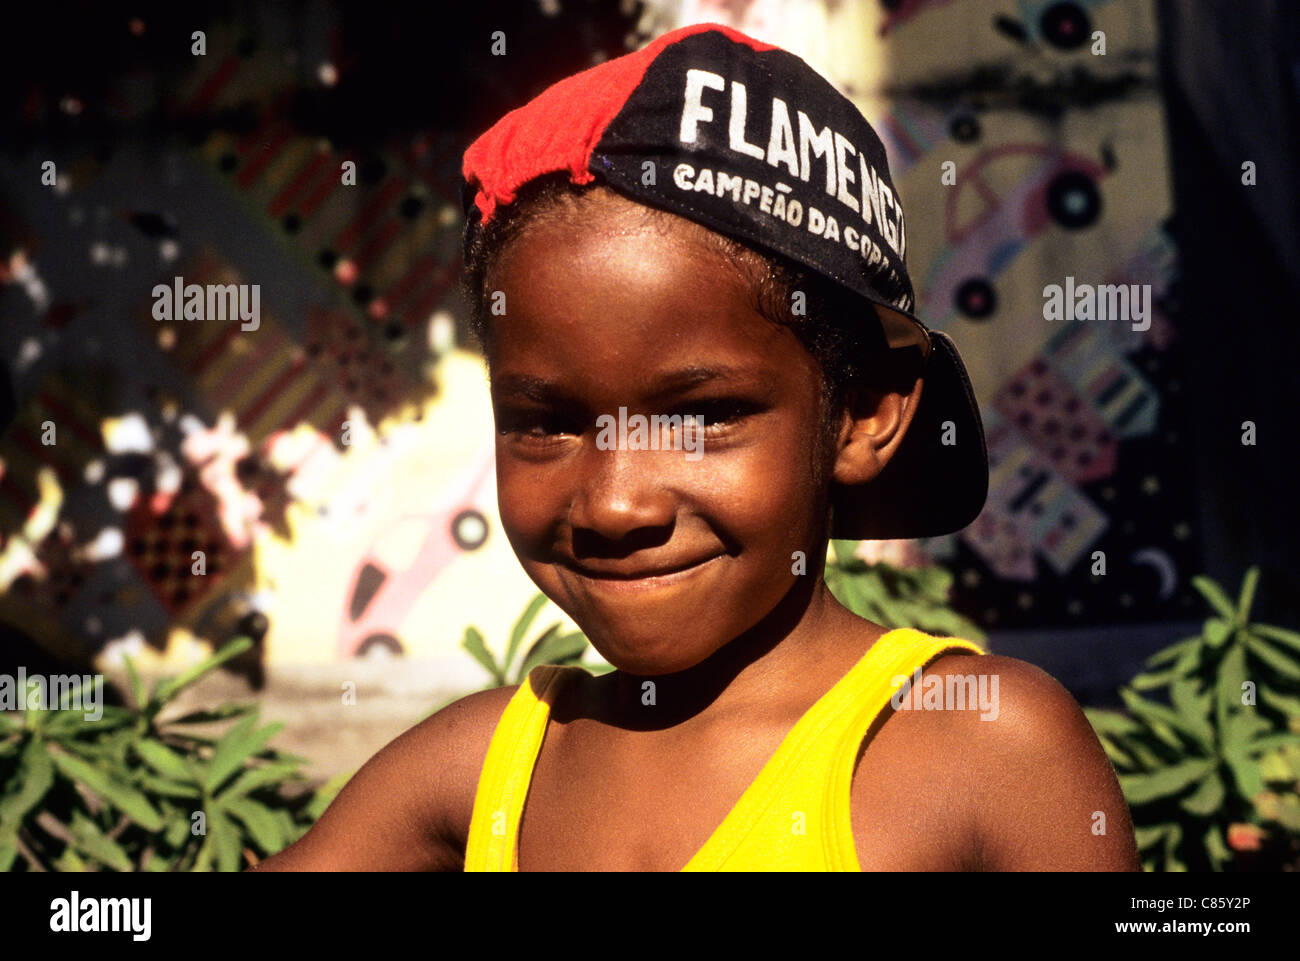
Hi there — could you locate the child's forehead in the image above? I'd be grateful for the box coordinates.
[534,185,729,246]
[497,185,769,285]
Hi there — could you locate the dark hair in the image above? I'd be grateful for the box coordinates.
[459,172,892,435]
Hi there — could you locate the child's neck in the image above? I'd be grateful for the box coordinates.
[591,577,881,732]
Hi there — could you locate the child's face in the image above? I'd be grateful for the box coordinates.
[483,189,839,676]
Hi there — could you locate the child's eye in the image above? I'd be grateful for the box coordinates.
[497,411,579,442]
[678,399,764,432]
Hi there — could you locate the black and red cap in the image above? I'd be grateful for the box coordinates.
[462,22,987,540]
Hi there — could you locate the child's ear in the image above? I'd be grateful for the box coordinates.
[831,352,926,487]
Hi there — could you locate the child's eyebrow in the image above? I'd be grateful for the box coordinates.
[491,366,762,404]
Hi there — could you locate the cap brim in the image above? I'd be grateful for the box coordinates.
[830,320,988,540]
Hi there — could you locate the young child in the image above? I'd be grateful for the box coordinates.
[255,23,1138,872]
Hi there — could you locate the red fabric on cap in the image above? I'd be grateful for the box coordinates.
[462,22,776,225]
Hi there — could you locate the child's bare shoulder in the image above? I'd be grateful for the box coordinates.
[854,653,1138,870]
[251,684,518,871]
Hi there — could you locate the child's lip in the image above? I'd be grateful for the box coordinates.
[565,553,725,591]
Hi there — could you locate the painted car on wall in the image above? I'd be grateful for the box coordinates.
[919,143,1111,329]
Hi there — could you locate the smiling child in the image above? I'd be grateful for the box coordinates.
[254,22,1138,872]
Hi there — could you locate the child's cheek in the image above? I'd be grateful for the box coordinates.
[493,455,559,550]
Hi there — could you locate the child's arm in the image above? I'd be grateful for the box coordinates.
[945,655,1141,871]
[248,685,517,872]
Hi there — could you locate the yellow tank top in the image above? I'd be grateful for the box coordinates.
[464,627,985,871]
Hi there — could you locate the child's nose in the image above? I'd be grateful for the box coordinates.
[567,446,677,541]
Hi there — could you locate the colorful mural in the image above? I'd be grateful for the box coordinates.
[1,0,1206,681]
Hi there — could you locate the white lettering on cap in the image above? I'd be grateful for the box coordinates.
[680,69,725,144]
[797,111,836,198]
[729,81,766,159]
[766,98,799,177]
[834,132,859,214]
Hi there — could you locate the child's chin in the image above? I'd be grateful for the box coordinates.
[585,636,719,677]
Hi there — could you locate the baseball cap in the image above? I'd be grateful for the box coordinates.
[461,21,987,540]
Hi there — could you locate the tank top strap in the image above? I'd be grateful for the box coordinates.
[820,628,985,870]
[463,665,576,871]
[685,627,986,871]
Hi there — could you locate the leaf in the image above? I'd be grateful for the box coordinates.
[1204,824,1231,870]
[461,626,503,686]
[1120,689,1212,751]
[49,751,164,831]
[830,539,861,568]
[122,653,145,710]
[1145,637,1202,668]
[1097,736,1135,768]
[1179,770,1226,816]
[1256,794,1300,831]
[151,636,254,709]
[164,704,256,725]
[164,811,192,849]
[1192,575,1237,620]
[0,739,54,829]
[1170,680,1214,745]
[518,629,588,680]
[1220,713,1270,800]
[1221,710,1271,754]
[1165,822,1186,871]
[1133,823,1172,849]
[1216,645,1249,718]
[506,594,550,676]
[222,796,284,853]
[1236,566,1260,623]
[1130,666,1184,691]
[1259,686,1300,718]
[135,772,201,799]
[203,716,284,793]
[1259,750,1292,783]
[134,738,196,783]
[207,807,242,872]
[45,705,135,736]
[1246,732,1300,755]
[193,834,214,872]
[68,810,133,871]
[274,807,302,844]
[913,565,953,599]
[1253,623,1300,652]
[1223,749,1264,801]
[1126,733,1174,769]
[1119,759,1216,805]
[218,761,304,800]
[1084,709,1144,738]
[54,847,87,872]
[1203,618,1233,648]
[1246,636,1300,679]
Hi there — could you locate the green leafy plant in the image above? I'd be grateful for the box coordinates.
[1085,567,1300,871]
[824,540,986,643]
[1236,739,1300,868]
[462,593,606,688]
[0,637,345,872]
